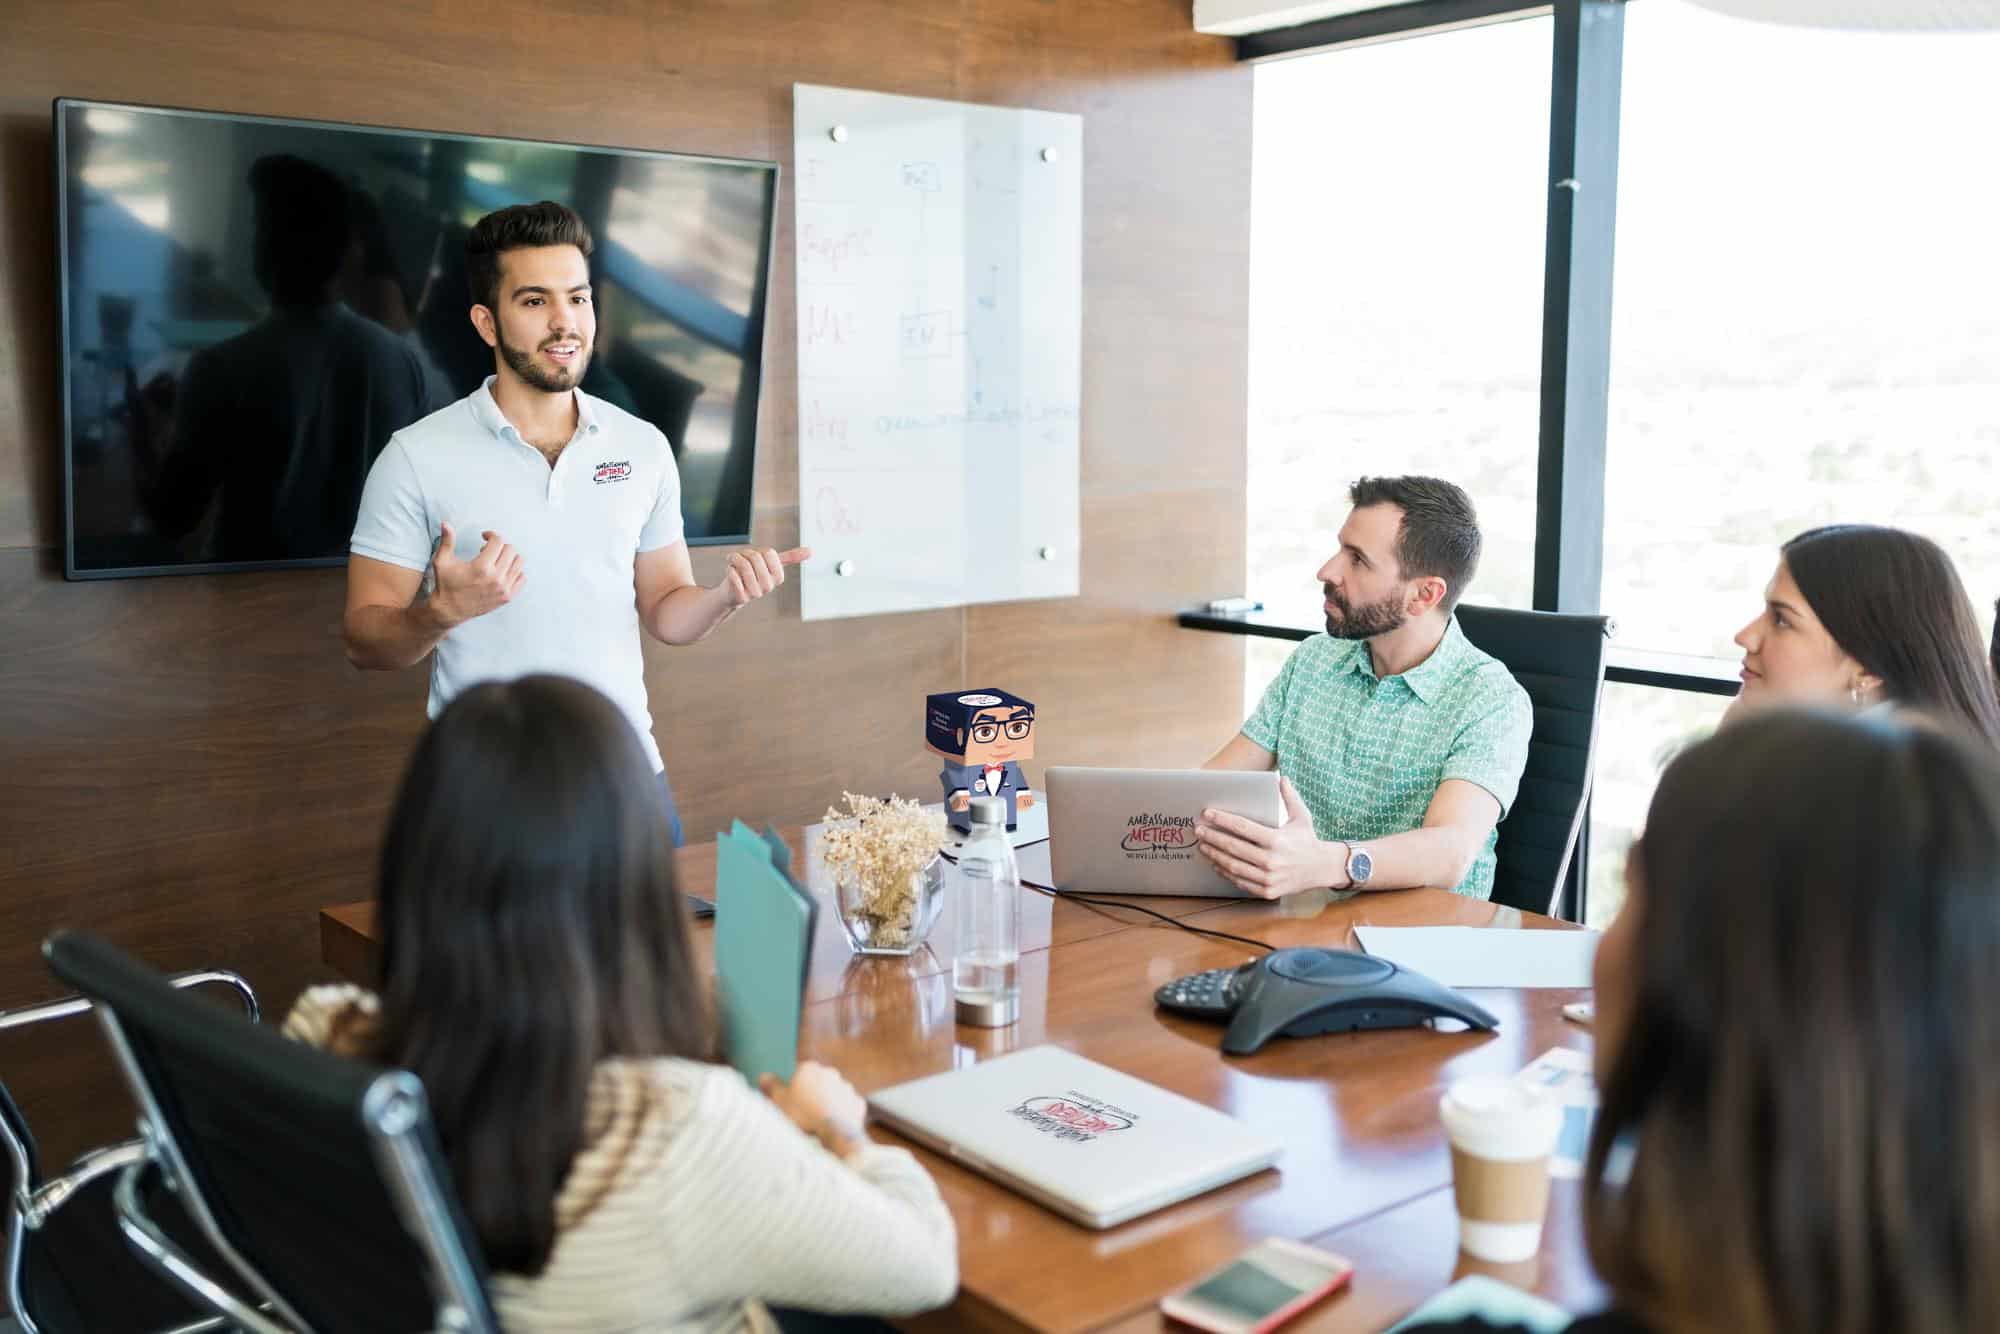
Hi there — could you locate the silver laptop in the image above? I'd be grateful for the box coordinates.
[1046,766,1282,897]
[868,1045,1281,1229]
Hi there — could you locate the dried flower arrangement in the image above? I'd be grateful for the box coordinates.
[820,792,946,947]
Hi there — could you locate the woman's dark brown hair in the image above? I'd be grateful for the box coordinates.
[370,675,711,1275]
[1782,524,2000,745]
[1587,709,2000,1332]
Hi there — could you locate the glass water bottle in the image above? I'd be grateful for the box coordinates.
[954,796,1021,1026]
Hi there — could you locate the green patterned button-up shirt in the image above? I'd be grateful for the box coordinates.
[1242,616,1533,900]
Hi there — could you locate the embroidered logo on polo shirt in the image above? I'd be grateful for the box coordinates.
[592,460,633,485]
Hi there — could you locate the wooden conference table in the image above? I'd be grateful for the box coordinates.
[320,829,1603,1334]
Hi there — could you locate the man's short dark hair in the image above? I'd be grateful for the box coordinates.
[464,201,594,311]
[1347,475,1482,612]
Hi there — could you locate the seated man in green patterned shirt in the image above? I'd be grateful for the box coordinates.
[1199,476,1532,900]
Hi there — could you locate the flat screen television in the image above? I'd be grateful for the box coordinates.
[55,98,778,579]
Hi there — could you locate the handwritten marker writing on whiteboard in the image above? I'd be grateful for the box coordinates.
[791,85,1083,622]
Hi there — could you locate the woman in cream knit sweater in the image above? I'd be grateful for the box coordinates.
[284,675,957,1333]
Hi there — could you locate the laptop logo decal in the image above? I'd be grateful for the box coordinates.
[1120,812,1197,855]
[1010,1093,1137,1143]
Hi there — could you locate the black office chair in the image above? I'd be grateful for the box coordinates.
[1454,604,1612,918]
[1,971,258,1334]
[40,930,498,1334]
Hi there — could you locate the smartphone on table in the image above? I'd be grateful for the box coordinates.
[1161,1238,1353,1333]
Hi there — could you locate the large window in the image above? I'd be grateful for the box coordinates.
[1603,4,2000,660]
[1237,5,2000,925]
[1246,18,1551,712]
[1585,683,1731,924]
[1588,6,2000,920]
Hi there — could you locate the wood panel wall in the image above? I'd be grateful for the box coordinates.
[0,0,1250,1165]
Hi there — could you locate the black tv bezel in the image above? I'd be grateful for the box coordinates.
[54,96,781,582]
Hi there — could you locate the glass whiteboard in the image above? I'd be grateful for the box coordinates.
[794,84,1082,621]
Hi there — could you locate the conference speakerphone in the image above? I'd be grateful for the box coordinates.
[1155,948,1500,1056]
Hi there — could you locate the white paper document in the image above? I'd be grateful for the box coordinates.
[1352,925,1599,989]
[1515,1046,1598,1178]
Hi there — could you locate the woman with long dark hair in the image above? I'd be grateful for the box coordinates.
[1405,708,2000,1333]
[284,675,956,1332]
[1726,524,2000,744]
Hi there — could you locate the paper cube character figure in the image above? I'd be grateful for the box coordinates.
[925,689,1036,832]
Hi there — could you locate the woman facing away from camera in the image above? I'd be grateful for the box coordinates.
[283,675,956,1334]
[1725,523,2000,744]
[1404,707,2000,1334]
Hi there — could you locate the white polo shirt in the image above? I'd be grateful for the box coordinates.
[350,377,683,771]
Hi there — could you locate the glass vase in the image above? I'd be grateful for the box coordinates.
[834,854,945,956]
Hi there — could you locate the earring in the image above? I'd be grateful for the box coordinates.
[1849,682,1863,706]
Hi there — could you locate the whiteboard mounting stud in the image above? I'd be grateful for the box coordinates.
[835,559,856,577]
[1039,146,1058,163]
[829,125,849,144]
[1038,545,1056,561]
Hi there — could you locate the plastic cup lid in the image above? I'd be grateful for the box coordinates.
[1440,1075,1563,1160]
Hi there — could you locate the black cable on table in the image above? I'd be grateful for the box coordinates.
[939,843,1276,955]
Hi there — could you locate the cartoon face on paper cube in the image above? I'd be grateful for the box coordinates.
[927,689,1037,830]
[926,689,1036,767]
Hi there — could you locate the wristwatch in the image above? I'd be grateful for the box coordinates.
[1342,843,1373,889]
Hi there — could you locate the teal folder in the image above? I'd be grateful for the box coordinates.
[715,821,817,1084]
[1387,1276,1570,1332]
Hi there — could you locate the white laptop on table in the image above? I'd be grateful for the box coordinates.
[1046,765,1282,897]
[869,1045,1281,1229]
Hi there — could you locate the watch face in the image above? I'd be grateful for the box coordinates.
[1350,849,1373,883]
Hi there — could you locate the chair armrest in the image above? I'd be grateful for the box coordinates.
[163,970,260,1023]
[0,994,93,1033]
[112,1158,289,1334]
[1,970,258,1212]
[0,969,258,1034]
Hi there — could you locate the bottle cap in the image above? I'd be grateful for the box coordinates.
[970,795,1006,827]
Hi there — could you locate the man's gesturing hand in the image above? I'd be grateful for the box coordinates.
[1194,776,1338,899]
[721,546,811,608]
[431,522,524,627]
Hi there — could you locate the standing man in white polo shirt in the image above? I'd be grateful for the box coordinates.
[342,201,804,844]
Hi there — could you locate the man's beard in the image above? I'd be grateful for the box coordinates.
[498,331,590,393]
[1324,582,1407,640]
